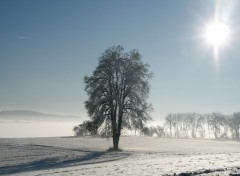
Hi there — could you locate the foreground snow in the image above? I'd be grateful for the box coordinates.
[1,136,240,175]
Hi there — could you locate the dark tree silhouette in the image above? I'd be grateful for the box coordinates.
[73,120,98,136]
[84,46,153,150]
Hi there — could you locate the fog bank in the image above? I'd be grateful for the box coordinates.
[0,121,79,138]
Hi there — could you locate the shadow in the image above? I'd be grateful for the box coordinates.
[0,144,131,175]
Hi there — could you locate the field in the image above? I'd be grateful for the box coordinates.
[1,136,240,176]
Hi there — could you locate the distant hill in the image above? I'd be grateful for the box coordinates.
[0,110,80,122]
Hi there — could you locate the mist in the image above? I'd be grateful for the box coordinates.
[0,120,79,138]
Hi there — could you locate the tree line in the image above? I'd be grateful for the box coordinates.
[74,112,240,140]
[164,112,240,139]
[73,120,164,137]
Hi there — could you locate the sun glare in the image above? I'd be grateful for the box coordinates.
[204,19,230,63]
[205,21,230,48]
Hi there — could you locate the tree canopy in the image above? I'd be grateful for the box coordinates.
[84,45,153,150]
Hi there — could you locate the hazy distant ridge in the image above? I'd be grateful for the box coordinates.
[0,110,79,119]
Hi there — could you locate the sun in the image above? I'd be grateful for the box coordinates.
[205,20,230,48]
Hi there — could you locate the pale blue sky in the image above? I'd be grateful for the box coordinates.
[1,0,240,120]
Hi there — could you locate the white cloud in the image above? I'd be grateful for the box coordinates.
[17,36,31,39]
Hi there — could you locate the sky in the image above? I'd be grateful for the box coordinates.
[1,0,240,121]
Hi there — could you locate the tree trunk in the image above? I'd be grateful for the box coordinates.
[111,113,120,150]
[236,127,239,139]
[170,123,172,138]
[113,111,123,150]
[113,133,119,150]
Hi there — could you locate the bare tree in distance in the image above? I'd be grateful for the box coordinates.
[73,120,98,136]
[229,112,240,139]
[165,113,174,138]
[84,45,153,150]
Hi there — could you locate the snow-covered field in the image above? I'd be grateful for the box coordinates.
[1,136,240,175]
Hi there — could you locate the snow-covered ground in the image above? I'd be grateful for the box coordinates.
[1,136,240,175]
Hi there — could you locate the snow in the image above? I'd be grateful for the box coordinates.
[1,136,240,175]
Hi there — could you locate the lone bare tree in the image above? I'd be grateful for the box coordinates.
[84,46,153,150]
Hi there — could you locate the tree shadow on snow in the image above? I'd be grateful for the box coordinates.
[0,144,131,175]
